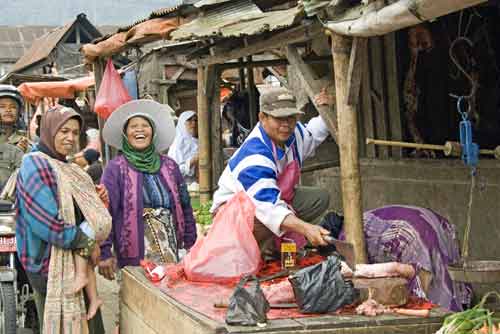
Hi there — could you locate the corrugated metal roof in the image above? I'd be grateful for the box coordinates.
[115,1,198,34]
[172,0,303,40]
[0,72,66,85]
[194,0,235,8]
[0,26,55,62]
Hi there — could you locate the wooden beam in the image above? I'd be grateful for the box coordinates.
[238,58,246,90]
[286,45,338,143]
[93,58,110,166]
[346,38,367,106]
[150,79,177,85]
[369,37,389,159]
[211,69,223,191]
[198,22,322,66]
[384,32,403,158]
[360,47,376,158]
[204,65,216,101]
[219,58,287,70]
[197,65,212,204]
[330,34,367,265]
[266,66,288,88]
[247,56,257,128]
[216,56,332,71]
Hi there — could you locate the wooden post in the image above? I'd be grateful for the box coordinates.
[238,58,246,91]
[286,45,338,143]
[197,66,212,203]
[93,57,110,166]
[330,35,368,264]
[246,56,257,128]
[211,67,223,191]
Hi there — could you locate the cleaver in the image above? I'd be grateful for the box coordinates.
[323,236,356,269]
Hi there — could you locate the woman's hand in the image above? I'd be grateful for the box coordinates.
[90,245,101,266]
[98,257,117,280]
[96,184,109,208]
[16,137,29,152]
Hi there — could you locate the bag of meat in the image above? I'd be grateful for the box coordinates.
[289,255,359,313]
[183,192,261,282]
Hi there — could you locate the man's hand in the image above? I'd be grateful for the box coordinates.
[16,137,29,152]
[281,214,330,247]
[98,257,117,280]
[303,224,330,247]
[314,87,335,107]
[96,184,109,208]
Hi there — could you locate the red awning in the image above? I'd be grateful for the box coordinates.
[18,75,94,104]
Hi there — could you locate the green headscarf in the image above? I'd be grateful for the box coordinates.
[122,134,161,174]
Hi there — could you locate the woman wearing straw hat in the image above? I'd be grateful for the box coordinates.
[98,99,197,281]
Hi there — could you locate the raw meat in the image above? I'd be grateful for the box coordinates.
[356,299,386,316]
[261,280,295,304]
[354,262,415,279]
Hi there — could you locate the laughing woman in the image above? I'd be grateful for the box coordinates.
[98,100,197,281]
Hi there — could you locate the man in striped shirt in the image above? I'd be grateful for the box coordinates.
[212,87,333,258]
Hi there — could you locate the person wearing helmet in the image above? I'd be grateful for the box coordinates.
[0,85,30,190]
[0,84,30,152]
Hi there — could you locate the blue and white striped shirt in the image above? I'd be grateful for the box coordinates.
[211,116,329,235]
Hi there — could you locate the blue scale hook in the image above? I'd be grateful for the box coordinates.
[457,97,479,168]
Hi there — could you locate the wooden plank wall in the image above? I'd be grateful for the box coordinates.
[358,33,403,159]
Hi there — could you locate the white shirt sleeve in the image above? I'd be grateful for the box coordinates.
[301,115,330,160]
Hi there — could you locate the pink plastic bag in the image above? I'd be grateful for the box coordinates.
[183,192,261,283]
[94,59,131,119]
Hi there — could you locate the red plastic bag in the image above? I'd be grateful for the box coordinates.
[140,260,166,282]
[94,59,131,119]
[183,192,261,283]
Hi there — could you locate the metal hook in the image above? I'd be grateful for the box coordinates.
[449,37,477,99]
[450,95,471,120]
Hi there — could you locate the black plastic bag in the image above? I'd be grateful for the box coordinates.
[289,255,358,313]
[225,275,270,326]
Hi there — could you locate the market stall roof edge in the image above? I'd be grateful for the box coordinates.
[170,1,303,41]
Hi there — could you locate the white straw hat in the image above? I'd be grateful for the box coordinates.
[103,99,176,152]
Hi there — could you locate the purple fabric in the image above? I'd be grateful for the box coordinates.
[101,155,197,268]
[341,205,472,311]
[159,161,185,243]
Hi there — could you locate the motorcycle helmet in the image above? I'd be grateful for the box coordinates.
[0,85,23,110]
[0,85,26,129]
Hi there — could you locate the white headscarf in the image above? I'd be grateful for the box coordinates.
[168,111,198,179]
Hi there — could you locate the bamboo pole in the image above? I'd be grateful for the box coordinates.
[366,138,500,159]
[197,66,212,203]
[331,35,368,264]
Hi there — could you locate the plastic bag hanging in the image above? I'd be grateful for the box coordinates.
[183,192,261,283]
[94,59,132,119]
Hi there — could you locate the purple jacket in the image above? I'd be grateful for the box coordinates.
[100,155,197,268]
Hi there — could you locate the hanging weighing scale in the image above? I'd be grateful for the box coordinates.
[447,97,500,283]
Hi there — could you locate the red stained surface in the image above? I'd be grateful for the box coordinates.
[151,255,435,323]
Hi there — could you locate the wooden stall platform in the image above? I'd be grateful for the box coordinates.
[120,267,449,334]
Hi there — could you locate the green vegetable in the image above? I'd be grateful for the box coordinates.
[194,201,213,226]
[436,291,500,334]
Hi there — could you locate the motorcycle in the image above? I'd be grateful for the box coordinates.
[0,199,38,334]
